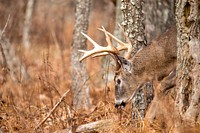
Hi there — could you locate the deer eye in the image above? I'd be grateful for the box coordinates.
[116,79,121,84]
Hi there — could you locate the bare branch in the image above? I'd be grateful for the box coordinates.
[0,15,10,40]
[34,90,70,130]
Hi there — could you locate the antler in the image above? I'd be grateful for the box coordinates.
[79,26,119,62]
[97,25,132,59]
[79,25,133,62]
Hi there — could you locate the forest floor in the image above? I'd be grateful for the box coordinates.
[1,47,200,133]
[0,43,145,133]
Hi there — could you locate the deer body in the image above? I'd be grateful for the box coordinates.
[114,27,177,106]
[79,26,177,124]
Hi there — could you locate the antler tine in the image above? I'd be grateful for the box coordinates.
[101,26,113,49]
[79,31,119,62]
[91,26,119,58]
[117,24,133,59]
[118,24,132,45]
[98,28,127,50]
[98,26,132,58]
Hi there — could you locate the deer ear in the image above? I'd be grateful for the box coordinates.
[115,55,132,73]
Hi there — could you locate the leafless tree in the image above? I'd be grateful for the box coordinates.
[113,0,123,42]
[71,0,91,110]
[121,0,147,55]
[0,28,30,83]
[23,0,35,50]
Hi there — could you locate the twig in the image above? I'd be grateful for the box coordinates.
[0,15,10,40]
[0,15,10,83]
[34,89,70,130]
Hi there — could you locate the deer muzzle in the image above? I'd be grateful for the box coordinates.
[115,88,138,109]
[115,99,126,108]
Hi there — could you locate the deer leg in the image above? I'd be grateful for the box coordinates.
[145,69,176,123]
[145,83,159,123]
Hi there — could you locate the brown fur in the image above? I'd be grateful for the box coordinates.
[114,27,177,105]
[114,27,178,130]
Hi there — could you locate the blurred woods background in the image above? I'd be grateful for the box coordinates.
[0,0,117,46]
[0,0,175,46]
[0,0,115,98]
[0,0,175,104]
[1,0,199,132]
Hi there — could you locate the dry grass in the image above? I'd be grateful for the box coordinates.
[0,43,136,132]
[0,5,123,132]
[0,27,154,132]
[2,43,196,133]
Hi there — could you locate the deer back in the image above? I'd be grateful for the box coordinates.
[132,27,176,80]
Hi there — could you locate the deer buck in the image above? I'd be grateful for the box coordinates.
[79,26,177,125]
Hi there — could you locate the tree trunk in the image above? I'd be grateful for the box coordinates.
[175,0,200,124]
[120,0,152,119]
[71,0,91,110]
[113,0,123,43]
[23,0,34,50]
[121,0,147,56]
[0,32,30,83]
[101,0,122,97]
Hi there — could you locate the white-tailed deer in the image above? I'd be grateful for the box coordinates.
[79,26,177,125]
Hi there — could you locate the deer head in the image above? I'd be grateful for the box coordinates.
[79,26,177,109]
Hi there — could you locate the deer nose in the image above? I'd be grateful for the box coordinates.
[115,100,126,108]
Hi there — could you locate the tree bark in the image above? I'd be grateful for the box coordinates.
[120,0,153,119]
[121,0,147,56]
[23,0,34,50]
[71,0,91,110]
[175,0,200,124]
